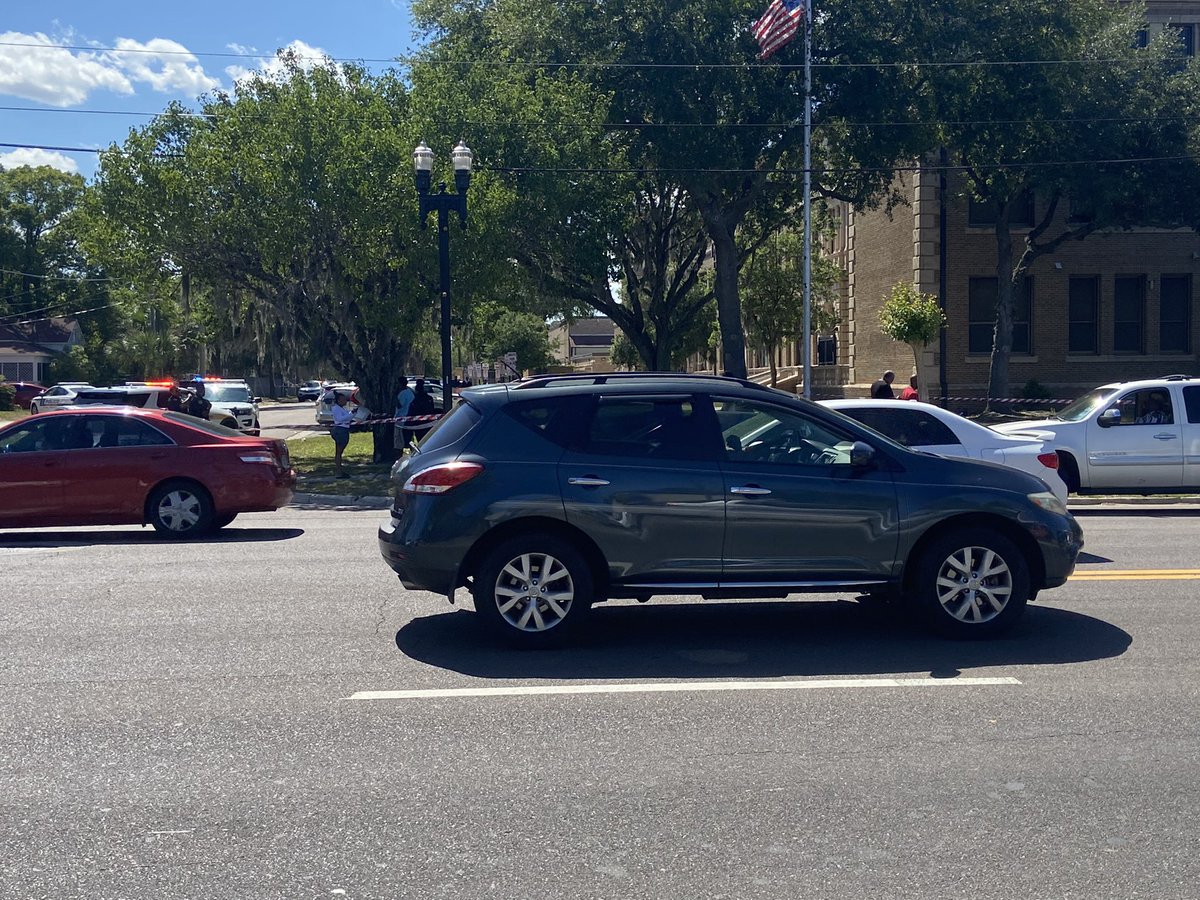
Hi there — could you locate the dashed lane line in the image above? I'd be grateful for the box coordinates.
[348,676,1022,702]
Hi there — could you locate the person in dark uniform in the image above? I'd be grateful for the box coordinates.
[870,370,896,399]
[183,381,212,420]
[166,385,184,412]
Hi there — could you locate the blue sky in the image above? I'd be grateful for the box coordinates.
[1,1,417,179]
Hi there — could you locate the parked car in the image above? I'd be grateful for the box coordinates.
[187,378,261,435]
[29,382,94,414]
[297,380,323,402]
[0,407,295,536]
[821,399,1068,502]
[315,384,368,425]
[6,382,46,409]
[990,375,1200,494]
[73,383,259,434]
[378,373,1082,647]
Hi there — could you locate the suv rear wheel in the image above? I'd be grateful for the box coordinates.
[472,534,593,648]
[913,527,1030,638]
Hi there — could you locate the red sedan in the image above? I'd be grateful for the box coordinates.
[8,382,46,409]
[0,407,295,536]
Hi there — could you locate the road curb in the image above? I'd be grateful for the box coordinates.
[287,492,391,510]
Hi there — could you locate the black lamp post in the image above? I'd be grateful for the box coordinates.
[413,139,472,416]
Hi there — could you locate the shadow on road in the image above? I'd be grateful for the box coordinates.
[394,600,1131,681]
[0,527,304,548]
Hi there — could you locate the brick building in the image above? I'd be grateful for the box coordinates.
[818,1,1200,402]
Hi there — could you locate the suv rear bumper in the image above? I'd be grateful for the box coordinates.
[379,512,461,596]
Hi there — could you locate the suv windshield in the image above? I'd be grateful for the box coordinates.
[1057,387,1119,422]
[204,385,252,404]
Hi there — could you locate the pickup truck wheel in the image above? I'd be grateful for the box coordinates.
[913,528,1029,638]
[1057,452,1081,494]
[472,534,593,648]
[147,481,213,537]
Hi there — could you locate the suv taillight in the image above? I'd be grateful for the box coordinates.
[402,461,484,494]
[1038,452,1059,470]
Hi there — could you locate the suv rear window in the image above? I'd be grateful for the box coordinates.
[416,400,482,453]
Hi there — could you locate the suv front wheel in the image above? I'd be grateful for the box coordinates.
[912,527,1030,638]
[472,534,593,648]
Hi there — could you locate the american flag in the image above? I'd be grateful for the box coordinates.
[752,0,805,60]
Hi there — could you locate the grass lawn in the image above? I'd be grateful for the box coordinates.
[287,430,397,497]
[0,409,28,422]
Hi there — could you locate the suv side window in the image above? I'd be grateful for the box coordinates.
[715,398,855,466]
[841,407,960,448]
[580,395,716,461]
[503,395,588,448]
[1111,389,1174,425]
[1183,386,1200,424]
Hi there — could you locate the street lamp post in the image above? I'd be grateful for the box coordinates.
[413,139,472,417]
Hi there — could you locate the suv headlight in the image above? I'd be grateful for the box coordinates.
[1027,491,1068,516]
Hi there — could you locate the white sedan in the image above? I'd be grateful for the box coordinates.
[822,399,1068,502]
[29,383,94,415]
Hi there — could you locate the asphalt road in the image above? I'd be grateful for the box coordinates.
[2,507,1198,899]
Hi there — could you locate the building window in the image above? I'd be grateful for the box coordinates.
[968,277,1032,354]
[968,190,1034,227]
[1160,275,1192,354]
[1113,276,1146,353]
[1168,23,1195,56]
[1134,28,1149,49]
[816,334,837,366]
[1068,277,1099,353]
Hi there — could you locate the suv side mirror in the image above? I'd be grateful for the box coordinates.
[850,440,876,468]
[1097,407,1121,428]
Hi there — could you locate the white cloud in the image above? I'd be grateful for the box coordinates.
[0,30,132,106]
[0,30,219,107]
[0,147,80,173]
[224,39,334,88]
[107,37,221,95]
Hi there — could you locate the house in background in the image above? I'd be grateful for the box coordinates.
[548,317,616,368]
[0,318,83,383]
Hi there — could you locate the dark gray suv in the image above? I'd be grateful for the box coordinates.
[378,374,1082,647]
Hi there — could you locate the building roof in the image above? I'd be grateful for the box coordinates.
[568,318,616,337]
[0,318,79,347]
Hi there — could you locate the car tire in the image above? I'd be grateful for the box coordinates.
[211,512,238,530]
[29,402,39,415]
[147,481,214,537]
[1057,452,1081,494]
[912,527,1030,638]
[472,534,593,648]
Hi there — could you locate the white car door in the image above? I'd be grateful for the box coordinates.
[1085,387,1183,489]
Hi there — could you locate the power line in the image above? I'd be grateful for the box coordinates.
[0,39,1159,70]
[0,266,118,282]
[0,104,1191,131]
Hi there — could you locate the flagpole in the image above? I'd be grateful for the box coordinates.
[801,0,813,400]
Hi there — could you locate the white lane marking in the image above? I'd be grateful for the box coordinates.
[348,676,1021,701]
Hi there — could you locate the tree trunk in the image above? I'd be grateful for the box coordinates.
[986,221,1016,407]
[702,209,747,379]
[910,341,937,407]
[769,348,778,387]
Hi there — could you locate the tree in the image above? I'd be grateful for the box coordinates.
[91,57,481,459]
[742,230,842,387]
[915,0,1200,398]
[0,166,87,316]
[878,282,946,404]
[469,301,556,374]
[411,0,934,378]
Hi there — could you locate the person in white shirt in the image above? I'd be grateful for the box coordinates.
[330,392,354,477]
[394,376,415,451]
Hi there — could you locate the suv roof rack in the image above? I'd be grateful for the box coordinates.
[512,371,774,392]
[1159,374,1195,381]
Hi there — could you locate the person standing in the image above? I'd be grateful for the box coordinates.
[165,385,184,412]
[899,375,920,402]
[394,377,416,451]
[330,391,353,477]
[183,381,212,420]
[409,378,437,443]
[870,370,896,399]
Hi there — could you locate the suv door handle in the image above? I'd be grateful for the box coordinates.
[567,476,610,487]
[730,485,772,496]
[1153,433,1178,440]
